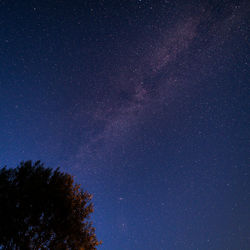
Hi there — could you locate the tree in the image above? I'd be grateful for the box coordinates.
[0,161,101,249]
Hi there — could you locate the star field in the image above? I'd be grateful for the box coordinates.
[0,0,249,249]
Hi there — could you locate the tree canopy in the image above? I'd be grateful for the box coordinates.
[0,161,101,249]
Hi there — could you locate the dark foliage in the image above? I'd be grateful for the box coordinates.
[0,161,101,249]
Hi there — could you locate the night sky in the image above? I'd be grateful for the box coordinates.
[0,0,249,249]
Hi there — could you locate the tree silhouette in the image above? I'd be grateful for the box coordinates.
[0,161,101,249]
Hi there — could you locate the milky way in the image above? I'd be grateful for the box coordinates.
[74,1,247,174]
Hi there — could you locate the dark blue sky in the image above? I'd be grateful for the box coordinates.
[0,0,249,249]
